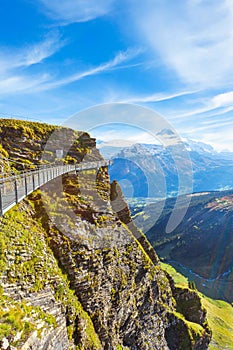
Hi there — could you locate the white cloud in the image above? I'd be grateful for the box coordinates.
[184,129,233,152]
[0,32,64,95]
[0,74,50,95]
[170,104,217,120]
[0,32,64,74]
[39,0,115,24]
[0,49,139,95]
[168,89,233,121]
[212,91,233,107]
[186,119,233,133]
[129,0,233,87]
[22,33,64,66]
[91,126,158,145]
[35,49,140,91]
[119,89,198,104]
[179,116,233,151]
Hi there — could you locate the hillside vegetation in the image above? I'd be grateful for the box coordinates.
[161,263,233,350]
[132,191,233,302]
[0,119,212,349]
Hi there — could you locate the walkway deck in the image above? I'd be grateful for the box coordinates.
[0,160,110,216]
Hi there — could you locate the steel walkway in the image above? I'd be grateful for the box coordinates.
[0,160,110,216]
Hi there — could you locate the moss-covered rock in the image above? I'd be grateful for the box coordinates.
[0,119,211,349]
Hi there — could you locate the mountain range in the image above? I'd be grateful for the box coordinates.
[98,139,233,198]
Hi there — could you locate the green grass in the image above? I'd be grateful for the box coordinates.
[161,262,233,349]
[0,289,57,345]
[201,297,233,349]
[0,202,102,349]
[160,262,189,287]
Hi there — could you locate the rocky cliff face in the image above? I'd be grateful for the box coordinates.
[0,119,211,349]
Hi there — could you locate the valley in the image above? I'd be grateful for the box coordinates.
[160,263,233,350]
[130,190,233,302]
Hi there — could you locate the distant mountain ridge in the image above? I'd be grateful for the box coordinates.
[98,138,233,160]
[98,139,233,198]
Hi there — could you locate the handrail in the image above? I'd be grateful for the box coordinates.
[0,160,111,216]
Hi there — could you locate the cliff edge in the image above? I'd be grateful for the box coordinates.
[0,119,211,349]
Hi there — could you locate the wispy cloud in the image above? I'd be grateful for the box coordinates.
[20,33,65,67]
[129,0,233,87]
[212,90,233,107]
[0,32,65,95]
[200,114,233,125]
[185,119,233,133]
[182,126,233,152]
[93,129,156,145]
[38,0,115,24]
[179,113,233,151]
[0,32,64,74]
[0,74,50,95]
[118,89,198,104]
[0,49,139,95]
[202,130,233,152]
[35,48,140,91]
[168,90,233,121]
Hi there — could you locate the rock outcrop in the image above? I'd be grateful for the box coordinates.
[0,119,211,349]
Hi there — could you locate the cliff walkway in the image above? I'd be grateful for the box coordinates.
[0,160,110,216]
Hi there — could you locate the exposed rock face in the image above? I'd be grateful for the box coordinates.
[2,286,70,350]
[0,118,101,170]
[0,119,211,349]
[110,180,160,266]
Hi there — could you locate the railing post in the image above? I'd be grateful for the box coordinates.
[0,187,3,216]
[14,179,18,203]
[2,182,5,195]
[24,175,28,195]
[38,169,40,187]
[32,173,35,190]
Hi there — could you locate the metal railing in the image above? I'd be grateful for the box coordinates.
[0,160,110,216]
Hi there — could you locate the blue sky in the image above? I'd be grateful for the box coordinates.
[1,0,233,151]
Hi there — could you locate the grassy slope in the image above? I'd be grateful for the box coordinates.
[161,263,233,350]
[0,202,102,349]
